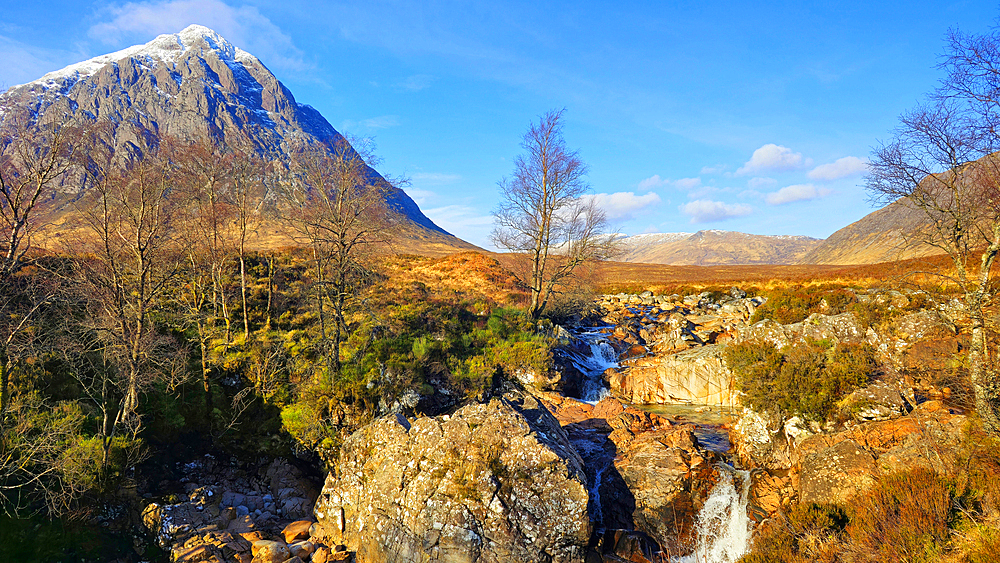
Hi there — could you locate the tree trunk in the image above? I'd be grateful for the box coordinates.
[0,350,9,424]
[240,253,250,339]
[266,253,274,330]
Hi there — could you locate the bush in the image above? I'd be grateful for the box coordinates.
[846,468,952,563]
[750,287,858,325]
[725,339,876,421]
[739,503,847,563]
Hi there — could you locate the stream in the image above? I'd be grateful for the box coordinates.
[562,319,754,563]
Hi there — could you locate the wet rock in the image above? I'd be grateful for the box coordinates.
[313,389,591,563]
[613,426,721,548]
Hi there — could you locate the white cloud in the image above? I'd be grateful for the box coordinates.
[581,191,661,220]
[88,0,307,71]
[673,177,702,190]
[637,175,700,192]
[340,115,400,131]
[680,199,753,223]
[422,204,494,247]
[700,164,728,175]
[410,172,461,185]
[765,184,832,205]
[397,74,434,91]
[638,174,668,190]
[747,177,777,189]
[737,144,812,175]
[807,156,868,181]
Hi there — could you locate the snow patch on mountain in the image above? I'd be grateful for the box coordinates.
[22,24,258,89]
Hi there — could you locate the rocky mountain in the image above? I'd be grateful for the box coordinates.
[0,24,477,255]
[619,230,823,266]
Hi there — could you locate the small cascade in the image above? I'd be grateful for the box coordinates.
[676,467,753,563]
[578,334,618,402]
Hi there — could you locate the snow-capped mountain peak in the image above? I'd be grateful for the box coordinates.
[26,24,257,88]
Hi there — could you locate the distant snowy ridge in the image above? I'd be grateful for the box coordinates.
[617,230,824,266]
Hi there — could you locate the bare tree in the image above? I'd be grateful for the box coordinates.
[283,136,399,375]
[867,27,1000,432]
[72,126,188,434]
[491,109,617,319]
[0,110,79,418]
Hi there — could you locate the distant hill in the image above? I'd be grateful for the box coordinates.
[0,25,478,256]
[618,230,823,266]
[800,199,936,265]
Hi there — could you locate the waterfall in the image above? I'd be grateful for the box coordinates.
[575,331,618,403]
[676,468,753,563]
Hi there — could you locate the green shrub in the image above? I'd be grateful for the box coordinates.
[725,339,876,421]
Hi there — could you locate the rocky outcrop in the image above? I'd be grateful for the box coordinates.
[739,312,869,349]
[593,290,760,407]
[795,400,965,504]
[541,394,724,554]
[732,389,967,518]
[312,389,591,563]
[139,457,322,563]
[607,345,738,407]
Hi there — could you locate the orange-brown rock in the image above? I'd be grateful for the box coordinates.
[613,426,721,547]
[281,520,313,544]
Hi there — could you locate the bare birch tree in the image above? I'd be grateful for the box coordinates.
[867,27,1000,432]
[0,110,79,419]
[72,126,188,437]
[283,136,399,376]
[491,109,616,319]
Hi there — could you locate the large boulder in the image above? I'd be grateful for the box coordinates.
[313,389,591,563]
[612,426,721,549]
[740,312,868,349]
[606,345,739,407]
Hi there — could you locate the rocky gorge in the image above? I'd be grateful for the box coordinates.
[137,286,976,563]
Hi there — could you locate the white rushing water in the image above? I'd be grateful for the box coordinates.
[572,330,619,403]
[676,468,753,563]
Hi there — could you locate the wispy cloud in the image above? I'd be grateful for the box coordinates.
[637,175,700,192]
[680,199,752,223]
[340,115,401,131]
[396,74,434,91]
[88,0,308,71]
[411,172,461,184]
[402,187,436,205]
[423,204,494,247]
[581,191,661,220]
[700,164,728,175]
[0,35,81,86]
[638,174,668,190]
[737,144,812,176]
[807,156,868,181]
[765,183,832,205]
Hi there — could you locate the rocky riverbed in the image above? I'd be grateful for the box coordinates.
[140,287,973,563]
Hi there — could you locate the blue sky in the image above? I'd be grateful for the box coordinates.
[1,0,996,248]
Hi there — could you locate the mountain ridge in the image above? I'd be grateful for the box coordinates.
[0,24,475,254]
[618,230,823,265]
